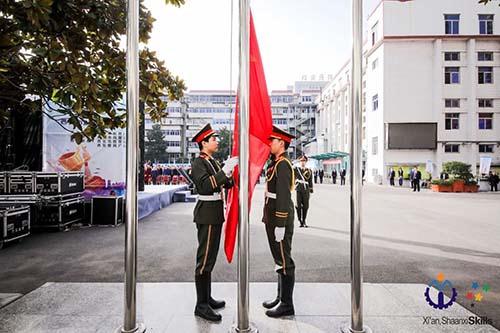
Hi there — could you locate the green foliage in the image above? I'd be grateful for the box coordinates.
[0,0,186,143]
[145,124,167,162]
[478,0,500,6]
[431,179,453,186]
[213,127,232,161]
[442,161,474,182]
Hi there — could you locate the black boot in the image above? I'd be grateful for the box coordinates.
[265,273,295,318]
[262,274,281,309]
[194,274,222,322]
[208,273,226,309]
[303,210,308,228]
[296,206,302,227]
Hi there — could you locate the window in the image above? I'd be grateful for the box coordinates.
[371,22,378,46]
[445,67,460,84]
[479,144,494,153]
[478,52,494,61]
[478,67,493,84]
[444,52,460,61]
[445,113,460,130]
[479,14,494,35]
[372,58,378,70]
[445,14,460,35]
[478,99,493,108]
[372,137,378,155]
[372,94,379,111]
[445,144,460,153]
[445,99,460,108]
[479,113,493,130]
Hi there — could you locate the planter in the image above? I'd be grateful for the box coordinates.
[464,184,479,193]
[432,184,453,192]
[452,179,465,192]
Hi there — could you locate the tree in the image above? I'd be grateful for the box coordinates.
[213,127,232,161]
[145,124,167,162]
[0,0,186,143]
[479,0,499,5]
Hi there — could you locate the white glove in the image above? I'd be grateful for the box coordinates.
[222,157,239,177]
[275,227,285,242]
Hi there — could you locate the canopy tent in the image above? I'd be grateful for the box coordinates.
[308,151,350,160]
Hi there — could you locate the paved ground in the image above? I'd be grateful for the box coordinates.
[0,184,499,329]
[1,282,498,333]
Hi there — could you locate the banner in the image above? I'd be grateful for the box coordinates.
[42,103,126,199]
[224,11,274,263]
[479,156,492,175]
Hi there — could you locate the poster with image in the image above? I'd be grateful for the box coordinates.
[42,104,126,199]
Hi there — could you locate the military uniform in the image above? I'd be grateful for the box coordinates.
[262,152,295,276]
[262,126,296,318]
[294,157,313,227]
[190,124,235,322]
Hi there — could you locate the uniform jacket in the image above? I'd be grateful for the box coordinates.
[191,152,234,225]
[262,153,295,228]
[294,166,313,193]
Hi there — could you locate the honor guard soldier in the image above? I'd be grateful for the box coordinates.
[262,126,296,318]
[190,124,239,322]
[294,155,313,228]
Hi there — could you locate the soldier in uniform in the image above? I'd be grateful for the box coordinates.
[262,126,296,318]
[294,155,313,228]
[190,124,239,322]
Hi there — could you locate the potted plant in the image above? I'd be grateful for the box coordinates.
[464,180,479,193]
[431,179,453,192]
[442,162,475,193]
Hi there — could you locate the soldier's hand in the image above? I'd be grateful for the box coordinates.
[274,227,285,242]
[222,157,239,176]
[310,189,313,194]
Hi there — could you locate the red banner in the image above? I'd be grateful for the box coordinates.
[224,12,273,263]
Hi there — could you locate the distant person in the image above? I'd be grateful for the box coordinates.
[151,165,158,185]
[489,171,499,192]
[398,167,404,186]
[340,169,347,186]
[314,170,318,184]
[413,167,421,192]
[362,169,365,185]
[294,156,313,228]
[389,168,396,186]
[319,169,324,184]
[332,169,337,184]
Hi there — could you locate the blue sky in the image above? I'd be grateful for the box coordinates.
[144,0,380,91]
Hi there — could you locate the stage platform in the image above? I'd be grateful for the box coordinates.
[138,185,189,220]
[0,282,497,333]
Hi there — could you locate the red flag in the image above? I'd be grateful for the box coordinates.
[224,12,273,263]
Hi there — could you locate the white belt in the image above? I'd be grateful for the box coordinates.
[265,192,277,199]
[198,193,222,201]
[296,180,308,184]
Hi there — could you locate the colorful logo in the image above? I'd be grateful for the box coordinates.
[466,281,490,307]
[425,273,457,310]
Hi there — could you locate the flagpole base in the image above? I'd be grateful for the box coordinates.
[230,323,258,333]
[340,323,372,333]
[115,323,146,333]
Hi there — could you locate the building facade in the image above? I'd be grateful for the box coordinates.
[145,80,326,163]
[317,0,500,183]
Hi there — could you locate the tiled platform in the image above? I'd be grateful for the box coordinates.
[0,283,497,333]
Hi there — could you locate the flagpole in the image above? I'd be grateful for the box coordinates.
[341,0,371,332]
[232,0,257,332]
[117,0,145,331]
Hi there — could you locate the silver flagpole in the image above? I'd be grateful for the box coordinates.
[342,0,371,332]
[117,0,145,331]
[231,0,257,332]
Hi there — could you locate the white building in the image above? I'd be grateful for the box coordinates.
[145,80,327,162]
[319,0,500,183]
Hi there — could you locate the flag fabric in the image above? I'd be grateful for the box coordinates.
[224,12,273,263]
